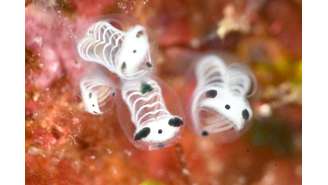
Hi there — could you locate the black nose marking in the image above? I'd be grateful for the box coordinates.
[168,117,183,127]
[201,130,209,136]
[134,127,150,140]
[242,109,249,120]
[206,90,217,98]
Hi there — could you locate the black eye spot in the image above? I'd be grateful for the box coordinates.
[121,62,126,70]
[168,117,183,127]
[136,30,144,38]
[206,90,217,98]
[201,130,209,136]
[158,129,163,134]
[133,50,136,53]
[225,104,230,110]
[146,62,152,68]
[242,109,249,120]
[134,127,151,140]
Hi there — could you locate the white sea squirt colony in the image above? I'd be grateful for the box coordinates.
[80,70,116,115]
[77,20,153,80]
[191,55,255,136]
[121,78,183,149]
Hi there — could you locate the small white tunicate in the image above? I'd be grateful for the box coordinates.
[77,20,153,80]
[120,77,183,150]
[191,55,255,138]
[80,69,116,115]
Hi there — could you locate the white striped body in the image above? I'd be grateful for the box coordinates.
[80,71,115,115]
[191,55,254,136]
[122,79,183,148]
[77,21,152,80]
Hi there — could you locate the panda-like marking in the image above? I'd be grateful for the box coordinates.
[77,21,152,80]
[122,79,183,149]
[191,55,255,136]
[80,70,116,115]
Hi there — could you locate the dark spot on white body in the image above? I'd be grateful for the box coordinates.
[141,83,153,94]
[225,104,230,110]
[242,109,249,120]
[134,127,151,140]
[121,62,126,71]
[146,62,152,68]
[168,117,183,127]
[136,30,144,38]
[201,130,209,136]
[206,90,217,98]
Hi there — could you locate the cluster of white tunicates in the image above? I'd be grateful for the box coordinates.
[77,17,183,150]
[77,17,256,150]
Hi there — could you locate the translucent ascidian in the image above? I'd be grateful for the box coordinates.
[191,54,256,143]
[80,69,116,115]
[76,18,184,150]
[116,77,184,150]
[77,20,153,80]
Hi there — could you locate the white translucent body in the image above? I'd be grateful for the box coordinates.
[115,25,152,78]
[122,79,182,147]
[191,55,254,136]
[77,21,152,80]
[199,88,251,130]
[80,72,115,115]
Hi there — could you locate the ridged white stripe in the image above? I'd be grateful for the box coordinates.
[122,80,172,127]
